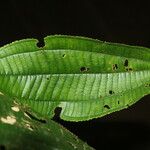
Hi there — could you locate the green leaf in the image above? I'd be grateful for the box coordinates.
[0,93,93,150]
[0,35,149,121]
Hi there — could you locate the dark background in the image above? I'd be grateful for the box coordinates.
[0,0,150,150]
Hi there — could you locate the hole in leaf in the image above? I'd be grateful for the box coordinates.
[104,105,110,109]
[129,68,132,71]
[118,101,120,104]
[109,90,114,95]
[24,111,46,124]
[126,68,133,71]
[0,145,6,150]
[53,107,62,120]
[62,54,66,58]
[145,83,150,87]
[124,59,128,67]
[37,38,45,48]
[80,67,90,72]
[112,64,118,70]
[46,77,50,80]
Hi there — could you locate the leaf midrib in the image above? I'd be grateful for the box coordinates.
[0,69,149,76]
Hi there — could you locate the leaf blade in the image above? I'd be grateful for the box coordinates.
[0,35,150,121]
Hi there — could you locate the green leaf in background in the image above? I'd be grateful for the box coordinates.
[0,93,93,150]
[0,35,149,121]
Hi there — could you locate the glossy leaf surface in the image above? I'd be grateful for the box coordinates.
[0,35,149,121]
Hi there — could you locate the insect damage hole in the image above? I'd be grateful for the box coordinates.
[145,83,150,87]
[126,68,133,72]
[62,54,66,58]
[124,59,128,67]
[104,105,110,109]
[112,64,118,70]
[80,67,90,72]
[53,107,62,120]
[109,90,115,95]
[37,38,45,48]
